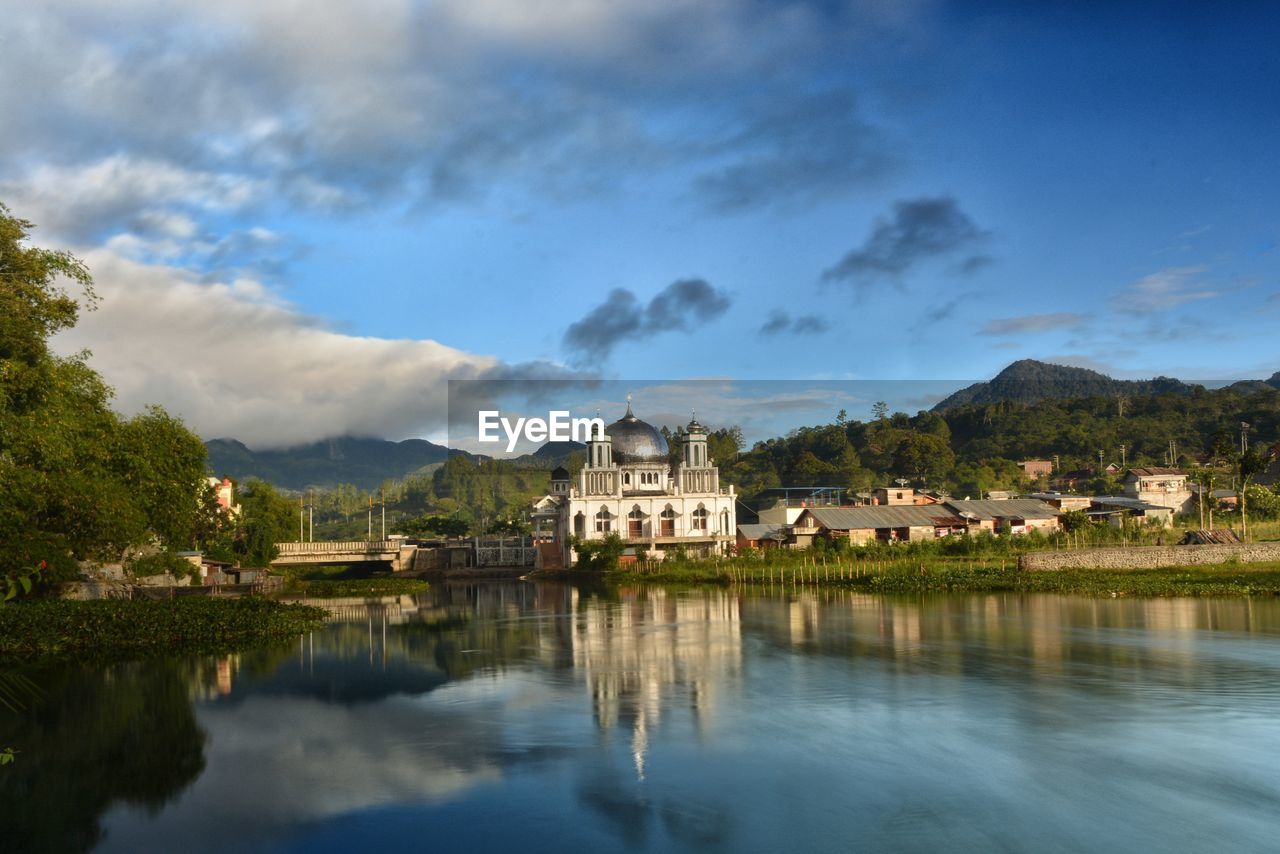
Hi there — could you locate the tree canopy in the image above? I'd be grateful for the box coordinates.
[0,205,210,579]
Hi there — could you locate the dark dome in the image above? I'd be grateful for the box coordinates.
[605,404,669,464]
[550,466,569,480]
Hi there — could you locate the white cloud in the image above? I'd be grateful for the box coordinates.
[1111,266,1219,312]
[51,247,500,448]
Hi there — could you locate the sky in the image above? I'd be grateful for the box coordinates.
[3,0,1278,448]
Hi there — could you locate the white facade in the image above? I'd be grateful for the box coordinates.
[554,405,736,564]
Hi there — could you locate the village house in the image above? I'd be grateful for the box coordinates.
[1026,492,1093,512]
[793,505,974,545]
[1087,496,1176,527]
[1018,459,1054,479]
[736,523,788,552]
[1122,467,1193,514]
[945,499,1061,534]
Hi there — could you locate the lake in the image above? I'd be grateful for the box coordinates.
[5,583,1280,852]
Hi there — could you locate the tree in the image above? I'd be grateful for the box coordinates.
[892,433,955,485]
[233,480,295,566]
[1,205,209,582]
[1238,449,1266,541]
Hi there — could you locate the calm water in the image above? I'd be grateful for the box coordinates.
[6,584,1280,853]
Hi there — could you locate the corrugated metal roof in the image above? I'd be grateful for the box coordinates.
[737,524,787,540]
[1127,467,1184,477]
[945,499,1061,520]
[1090,496,1174,511]
[803,506,964,530]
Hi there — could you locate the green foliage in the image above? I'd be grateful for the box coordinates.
[0,206,209,576]
[573,533,625,571]
[232,480,296,565]
[126,551,198,582]
[0,597,326,663]
[402,514,471,538]
[1059,510,1090,532]
[1243,484,1280,521]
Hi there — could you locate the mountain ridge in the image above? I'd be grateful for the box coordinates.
[931,359,1203,411]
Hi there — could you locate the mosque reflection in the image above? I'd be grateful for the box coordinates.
[10,584,1280,852]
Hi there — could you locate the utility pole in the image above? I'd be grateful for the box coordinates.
[308,491,314,542]
[1098,449,1104,471]
[1241,422,1251,455]
[367,497,372,541]
[380,488,386,540]
[299,497,304,541]
[1119,445,1127,468]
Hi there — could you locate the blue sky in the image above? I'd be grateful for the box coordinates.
[3,1,1277,447]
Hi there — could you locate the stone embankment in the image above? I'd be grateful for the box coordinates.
[1021,542,1280,571]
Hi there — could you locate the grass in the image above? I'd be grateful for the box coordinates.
[605,555,1280,597]
[0,597,328,663]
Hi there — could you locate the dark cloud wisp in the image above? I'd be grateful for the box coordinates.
[822,196,990,292]
[563,278,731,363]
[759,309,829,336]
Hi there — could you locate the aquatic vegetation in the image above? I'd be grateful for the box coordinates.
[608,557,1280,597]
[0,598,327,662]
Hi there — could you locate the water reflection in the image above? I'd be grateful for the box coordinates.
[4,586,1280,852]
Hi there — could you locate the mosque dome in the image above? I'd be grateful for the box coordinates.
[605,402,669,465]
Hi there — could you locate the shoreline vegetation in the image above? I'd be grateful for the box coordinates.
[0,598,327,664]
[591,554,1280,597]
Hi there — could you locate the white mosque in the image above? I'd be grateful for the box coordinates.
[542,399,737,566]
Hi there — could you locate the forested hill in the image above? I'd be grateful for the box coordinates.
[932,359,1203,411]
[204,436,587,491]
[720,382,1280,500]
[205,436,454,491]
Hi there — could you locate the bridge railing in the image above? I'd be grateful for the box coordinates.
[275,540,401,554]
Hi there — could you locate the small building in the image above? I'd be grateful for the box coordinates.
[1018,460,1054,479]
[1089,496,1175,527]
[795,505,971,545]
[1026,492,1093,512]
[207,476,241,516]
[1123,467,1193,514]
[945,499,1061,535]
[736,524,789,551]
[755,487,846,524]
[872,487,917,506]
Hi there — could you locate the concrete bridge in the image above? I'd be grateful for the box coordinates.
[272,540,416,572]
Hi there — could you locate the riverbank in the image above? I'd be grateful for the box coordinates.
[600,559,1280,597]
[0,597,328,663]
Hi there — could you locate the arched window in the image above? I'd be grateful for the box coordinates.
[721,509,730,534]
[574,512,586,537]
[692,504,708,531]
[628,505,644,538]
[623,472,631,486]
[595,506,612,533]
[660,504,676,537]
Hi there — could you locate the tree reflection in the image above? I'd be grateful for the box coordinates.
[0,661,206,852]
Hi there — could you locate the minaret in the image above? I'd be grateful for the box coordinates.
[582,407,617,496]
[678,411,717,494]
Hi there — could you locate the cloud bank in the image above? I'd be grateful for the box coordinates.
[51,249,510,448]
